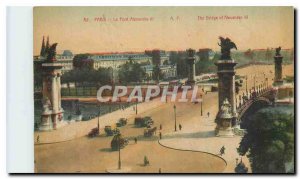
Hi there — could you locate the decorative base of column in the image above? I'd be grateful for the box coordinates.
[215,99,235,137]
[215,117,235,137]
[39,113,53,131]
[215,127,234,137]
[39,110,65,131]
[39,115,53,131]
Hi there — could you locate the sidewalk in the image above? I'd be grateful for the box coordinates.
[158,105,251,173]
[34,97,166,144]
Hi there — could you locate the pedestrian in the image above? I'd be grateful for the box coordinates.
[159,132,162,139]
[37,135,40,143]
[134,137,137,144]
[159,124,162,130]
[207,112,210,118]
[144,156,150,166]
[179,124,182,130]
[220,146,225,155]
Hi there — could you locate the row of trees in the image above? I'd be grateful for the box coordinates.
[238,106,294,173]
[61,68,112,87]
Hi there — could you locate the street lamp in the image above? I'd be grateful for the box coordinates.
[116,133,122,170]
[245,76,248,93]
[98,106,101,131]
[135,100,138,115]
[253,75,256,91]
[173,104,177,131]
[200,95,203,116]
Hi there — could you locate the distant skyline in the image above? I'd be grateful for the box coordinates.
[34,6,294,56]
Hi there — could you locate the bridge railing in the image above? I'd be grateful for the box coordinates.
[236,85,275,111]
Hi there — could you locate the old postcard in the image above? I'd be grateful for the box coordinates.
[33,6,294,173]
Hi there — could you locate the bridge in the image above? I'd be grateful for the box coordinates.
[236,86,278,123]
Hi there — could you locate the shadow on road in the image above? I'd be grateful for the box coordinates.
[126,135,159,141]
[98,148,114,152]
[162,130,215,140]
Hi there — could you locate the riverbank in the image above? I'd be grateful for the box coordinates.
[34,97,165,144]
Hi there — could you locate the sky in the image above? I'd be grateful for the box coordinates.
[33,6,294,55]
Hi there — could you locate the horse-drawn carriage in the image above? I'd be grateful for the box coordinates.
[104,125,120,136]
[144,126,157,137]
[134,116,154,127]
[88,127,99,138]
[116,118,127,127]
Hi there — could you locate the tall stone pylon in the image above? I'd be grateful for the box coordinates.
[39,43,65,131]
[215,37,238,137]
[186,48,196,86]
[273,46,284,86]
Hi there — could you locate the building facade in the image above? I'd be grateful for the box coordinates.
[90,52,152,70]
[55,50,74,74]
[143,64,177,79]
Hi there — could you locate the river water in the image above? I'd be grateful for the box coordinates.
[34,100,135,129]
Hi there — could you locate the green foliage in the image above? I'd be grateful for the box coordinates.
[33,61,43,89]
[195,58,217,75]
[152,65,164,81]
[238,106,294,173]
[118,59,146,84]
[61,67,112,86]
[73,54,94,70]
[170,50,217,77]
[169,51,188,78]
[145,50,162,66]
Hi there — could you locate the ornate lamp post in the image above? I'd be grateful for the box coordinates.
[253,75,256,91]
[135,99,138,115]
[98,106,101,131]
[117,133,122,170]
[173,104,177,131]
[245,75,248,94]
[200,94,203,116]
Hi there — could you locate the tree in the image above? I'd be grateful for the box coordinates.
[238,106,294,173]
[73,54,93,70]
[40,36,46,57]
[152,50,161,65]
[118,59,146,84]
[61,67,112,96]
[152,65,164,82]
[195,58,217,75]
[33,61,43,90]
[169,51,188,78]
[145,49,162,66]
